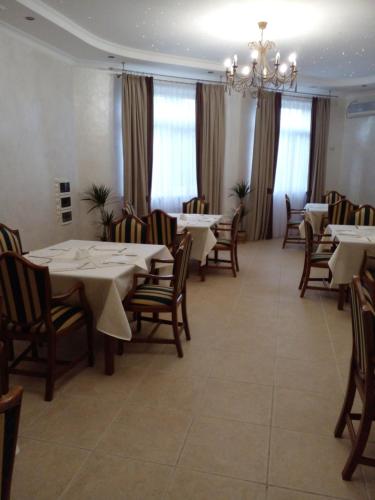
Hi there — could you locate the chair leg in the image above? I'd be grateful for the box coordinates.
[200,263,205,282]
[87,319,94,367]
[182,294,191,341]
[117,340,124,356]
[334,364,356,438]
[338,285,346,310]
[282,226,288,248]
[45,338,56,401]
[31,341,39,360]
[235,243,239,272]
[300,264,310,298]
[230,248,237,278]
[341,399,374,480]
[172,309,183,358]
[136,313,142,332]
[298,256,307,290]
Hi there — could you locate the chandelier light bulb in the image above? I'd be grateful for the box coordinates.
[251,50,259,61]
[288,52,297,64]
[233,54,238,65]
[279,63,287,74]
[275,52,280,64]
[224,58,232,68]
[242,66,250,76]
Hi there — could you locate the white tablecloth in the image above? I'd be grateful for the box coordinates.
[300,203,328,236]
[26,240,172,340]
[323,225,375,286]
[169,213,223,265]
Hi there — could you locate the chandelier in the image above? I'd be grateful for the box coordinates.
[224,21,298,95]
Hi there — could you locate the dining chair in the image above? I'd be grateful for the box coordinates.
[350,205,375,226]
[282,194,305,248]
[122,201,137,217]
[0,252,94,401]
[110,215,148,244]
[299,219,337,297]
[321,190,346,204]
[205,207,241,278]
[0,224,23,255]
[328,199,358,225]
[123,231,192,357]
[334,276,375,480]
[182,196,209,214]
[0,342,23,500]
[142,209,177,251]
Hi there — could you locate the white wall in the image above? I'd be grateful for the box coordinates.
[326,92,375,205]
[0,25,122,248]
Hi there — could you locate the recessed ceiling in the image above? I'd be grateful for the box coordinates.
[1,0,375,90]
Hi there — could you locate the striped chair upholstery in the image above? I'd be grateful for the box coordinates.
[182,197,209,214]
[322,190,346,204]
[0,224,22,255]
[122,201,137,217]
[0,252,93,401]
[110,215,147,244]
[143,210,177,248]
[350,205,375,226]
[328,199,358,225]
[124,232,192,357]
[334,276,375,480]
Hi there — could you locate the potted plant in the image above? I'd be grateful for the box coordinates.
[229,180,252,241]
[82,183,114,241]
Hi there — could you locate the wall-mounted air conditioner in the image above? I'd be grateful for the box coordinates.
[346,96,375,118]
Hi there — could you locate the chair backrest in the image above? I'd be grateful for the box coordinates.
[350,205,375,226]
[143,210,177,247]
[0,225,22,255]
[328,199,358,225]
[303,219,315,257]
[110,215,148,244]
[173,232,192,296]
[350,276,375,381]
[322,190,345,205]
[231,208,241,242]
[360,251,375,298]
[285,194,292,220]
[122,201,136,217]
[182,197,209,214]
[0,252,51,327]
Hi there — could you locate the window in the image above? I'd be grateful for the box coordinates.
[151,81,197,212]
[273,97,312,238]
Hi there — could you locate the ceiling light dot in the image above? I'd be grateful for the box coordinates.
[25,16,35,21]
[107,55,115,59]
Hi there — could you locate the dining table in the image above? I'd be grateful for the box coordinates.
[299,203,329,236]
[26,239,172,374]
[169,213,223,265]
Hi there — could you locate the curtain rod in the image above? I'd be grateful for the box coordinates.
[115,69,337,99]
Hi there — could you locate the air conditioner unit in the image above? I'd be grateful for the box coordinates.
[346,96,375,118]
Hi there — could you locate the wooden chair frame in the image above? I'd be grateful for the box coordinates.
[334,277,375,480]
[299,220,338,297]
[109,214,149,244]
[321,190,346,204]
[123,233,192,358]
[182,196,209,214]
[282,194,305,248]
[0,253,94,401]
[205,209,241,279]
[122,201,137,217]
[350,204,375,226]
[0,342,23,500]
[0,224,23,255]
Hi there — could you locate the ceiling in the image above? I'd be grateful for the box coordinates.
[1,0,375,91]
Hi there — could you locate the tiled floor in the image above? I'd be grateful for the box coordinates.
[11,239,375,499]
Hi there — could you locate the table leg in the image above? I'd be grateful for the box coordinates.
[338,284,346,310]
[104,336,114,375]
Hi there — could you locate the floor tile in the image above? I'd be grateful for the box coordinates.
[179,416,269,482]
[266,486,340,500]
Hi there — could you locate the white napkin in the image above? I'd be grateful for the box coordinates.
[102,255,147,271]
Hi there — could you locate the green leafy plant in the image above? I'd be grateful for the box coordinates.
[82,183,114,241]
[229,180,251,201]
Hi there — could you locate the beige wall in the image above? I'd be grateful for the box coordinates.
[326,92,375,205]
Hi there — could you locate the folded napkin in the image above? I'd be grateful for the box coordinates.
[91,244,127,252]
[101,255,147,271]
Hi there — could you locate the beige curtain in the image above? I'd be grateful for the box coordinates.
[249,91,282,240]
[122,74,153,216]
[196,83,225,213]
[308,97,331,202]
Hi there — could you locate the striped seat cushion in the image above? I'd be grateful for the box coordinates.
[216,238,232,246]
[0,227,22,254]
[6,304,85,334]
[130,284,174,307]
[311,252,332,262]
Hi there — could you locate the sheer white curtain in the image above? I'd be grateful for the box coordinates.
[273,97,312,238]
[151,81,197,213]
